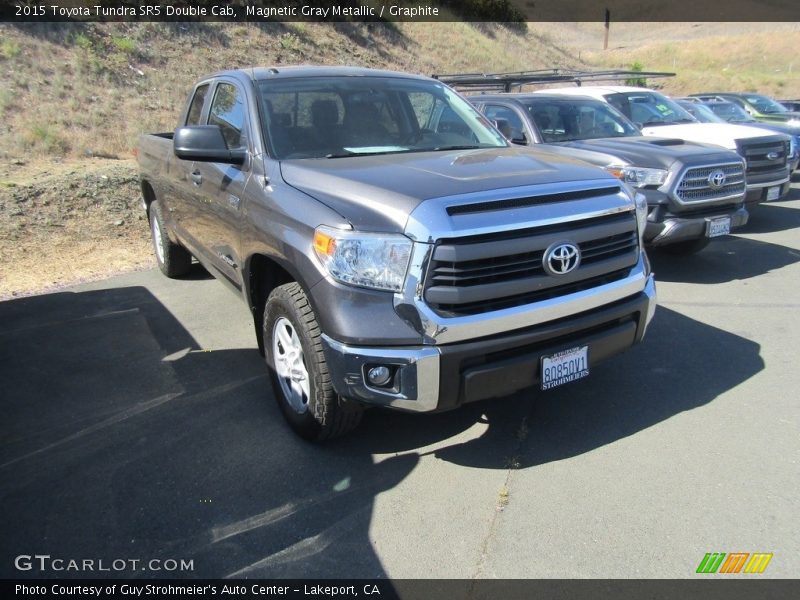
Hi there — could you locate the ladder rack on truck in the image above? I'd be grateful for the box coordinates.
[433,68,676,93]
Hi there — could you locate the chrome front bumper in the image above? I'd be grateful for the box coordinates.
[321,274,657,413]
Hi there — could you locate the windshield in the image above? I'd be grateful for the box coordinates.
[257,76,507,159]
[707,102,754,122]
[743,94,788,114]
[605,91,697,127]
[678,102,725,123]
[522,98,640,142]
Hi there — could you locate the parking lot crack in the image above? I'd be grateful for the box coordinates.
[468,412,530,586]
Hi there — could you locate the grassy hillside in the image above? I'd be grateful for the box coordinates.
[551,22,800,97]
[0,20,583,297]
[0,21,582,161]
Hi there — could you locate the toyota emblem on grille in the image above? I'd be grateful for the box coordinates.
[543,242,581,276]
[707,169,727,190]
[766,151,779,160]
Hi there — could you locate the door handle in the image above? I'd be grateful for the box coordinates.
[190,171,203,185]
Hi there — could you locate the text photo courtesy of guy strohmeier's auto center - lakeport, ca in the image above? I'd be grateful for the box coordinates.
[0,1,799,599]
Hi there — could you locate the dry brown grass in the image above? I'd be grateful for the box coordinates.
[0,159,153,299]
[570,23,800,97]
[0,21,582,161]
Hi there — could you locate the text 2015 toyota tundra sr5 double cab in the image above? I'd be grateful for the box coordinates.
[137,67,656,440]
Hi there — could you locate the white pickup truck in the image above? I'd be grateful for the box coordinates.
[538,86,792,207]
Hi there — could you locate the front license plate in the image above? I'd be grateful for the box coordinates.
[541,345,589,390]
[707,217,731,238]
[766,186,780,201]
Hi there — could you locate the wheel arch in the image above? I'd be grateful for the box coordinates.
[141,179,157,217]
[246,253,300,356]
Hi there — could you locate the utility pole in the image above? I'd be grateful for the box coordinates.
[604,9,610,50]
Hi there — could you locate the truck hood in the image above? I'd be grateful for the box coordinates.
[736,120,800,137]
[639,122,782,149]
[557,136,740,169]
[279,147,612,232]
[760,111,800,124]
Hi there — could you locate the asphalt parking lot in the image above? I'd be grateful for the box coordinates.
[1,181,798,581]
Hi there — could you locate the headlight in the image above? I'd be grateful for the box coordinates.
[634,192,649,238]
[606,165,668,188]
[313,226,412,292]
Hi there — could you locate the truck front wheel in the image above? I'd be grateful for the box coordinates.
[264,282,363,441]
[149,200,192,277]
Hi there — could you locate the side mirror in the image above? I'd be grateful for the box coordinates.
[493,117,513,140]
[174,125,247,164]
[508,128,528,145]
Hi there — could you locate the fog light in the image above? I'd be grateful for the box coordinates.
[367,366,392,387]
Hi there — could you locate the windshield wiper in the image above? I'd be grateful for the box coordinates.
[325,148,420,159]
[428,145,483,151]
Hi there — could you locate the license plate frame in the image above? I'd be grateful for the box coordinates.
[766,186,780,201]
[540,345,589,391]
[706,216,731,238]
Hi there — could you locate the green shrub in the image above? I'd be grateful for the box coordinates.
[24,124,69,155]
[625,61,647,87]
[74,33,93,51]
[111,36,137,54]
[1,40,21,59]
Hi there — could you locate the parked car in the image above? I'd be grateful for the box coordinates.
[137,66,656,440]
[780,100,800,112]
[537,86,792,206]
[689,92,800,128]
[677,98,799,172]
[470,93,748,254]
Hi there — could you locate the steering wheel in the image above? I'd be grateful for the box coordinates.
[400,128,434,145]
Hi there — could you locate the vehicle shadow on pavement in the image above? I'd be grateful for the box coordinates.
[740,200,800,234]
[358,306,764,471]
[0,286,413,582]
[0,286,764,580]
[649,235,800,284]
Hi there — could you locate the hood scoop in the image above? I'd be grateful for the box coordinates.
[646,138,686,147]
[446,185,621,216]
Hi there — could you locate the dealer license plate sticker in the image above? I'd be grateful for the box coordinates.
[766,186,780,201]
[541,345,589,391]
[707,217,731,238]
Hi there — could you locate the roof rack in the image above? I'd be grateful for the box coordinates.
[432,69,676,93]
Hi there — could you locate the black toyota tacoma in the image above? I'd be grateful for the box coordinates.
[469,93,749,255]
[137,67,656,440]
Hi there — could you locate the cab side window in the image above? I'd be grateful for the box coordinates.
[484,104,525,140]
[185,84,209,126]
[208,83,246,149]
[484,105,524,131]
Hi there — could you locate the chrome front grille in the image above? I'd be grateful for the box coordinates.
[675,163,745,202]
[424,212,639,316]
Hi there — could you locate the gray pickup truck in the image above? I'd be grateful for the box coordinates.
[137,66,656,440]
[469,93,749,255]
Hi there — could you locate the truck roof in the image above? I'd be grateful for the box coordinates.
[474,93,608,102]
[202,65,432,83]
[536,86,655,97]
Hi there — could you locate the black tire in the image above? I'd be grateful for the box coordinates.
[264,282,363,441]
[149,200,191,278]
[658,238,711,256]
